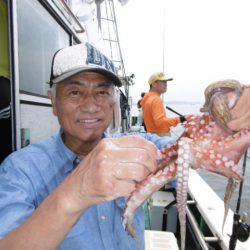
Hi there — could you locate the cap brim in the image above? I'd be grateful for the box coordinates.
[149,77,173,85]
[166,78,173,82]
[158,77,173,82]
[51,66,122,87]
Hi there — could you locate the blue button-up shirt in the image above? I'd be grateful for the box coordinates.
[0,132,175,249]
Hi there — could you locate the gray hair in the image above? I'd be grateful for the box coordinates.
[49,84,57,97]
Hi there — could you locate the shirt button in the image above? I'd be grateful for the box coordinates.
[100,215,107,220]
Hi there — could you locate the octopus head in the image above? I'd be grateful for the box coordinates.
[200,79,243,132]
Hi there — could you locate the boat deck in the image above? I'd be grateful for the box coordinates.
[188,170,250,250]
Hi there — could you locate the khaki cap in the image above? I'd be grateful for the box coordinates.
[148,72,173,85]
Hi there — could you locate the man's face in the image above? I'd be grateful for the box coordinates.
[154,80,168,94]
[50,72,115,145]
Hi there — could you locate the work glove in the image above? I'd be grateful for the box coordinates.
[180,116,186,123]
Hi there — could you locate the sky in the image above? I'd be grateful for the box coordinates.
[115,0,250,104]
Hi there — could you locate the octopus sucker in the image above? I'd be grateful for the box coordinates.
[176,138,191,250]
[122,80,250,250]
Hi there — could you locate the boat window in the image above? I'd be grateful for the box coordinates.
[17,0,70,96]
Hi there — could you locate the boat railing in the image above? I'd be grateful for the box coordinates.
[186,205,220,250]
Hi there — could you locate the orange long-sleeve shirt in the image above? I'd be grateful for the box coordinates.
[141,92,180,134]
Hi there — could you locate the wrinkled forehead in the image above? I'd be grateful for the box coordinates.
[60,80,115,90]
[57,72,115,89]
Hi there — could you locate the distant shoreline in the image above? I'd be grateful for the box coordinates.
[131,100,203,105]
[131,101,203,116]
[165,101,203,105]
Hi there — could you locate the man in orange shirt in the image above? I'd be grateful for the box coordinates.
[141,72,186,136]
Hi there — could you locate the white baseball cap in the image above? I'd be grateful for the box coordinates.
[50,42,122,87]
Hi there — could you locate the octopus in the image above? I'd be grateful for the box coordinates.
[122,80,250,250]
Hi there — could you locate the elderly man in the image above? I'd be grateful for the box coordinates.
[141,72,186,136]
[0,43,175,249]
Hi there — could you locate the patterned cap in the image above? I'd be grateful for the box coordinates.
[148,72,173,86]
[50,42,122,86]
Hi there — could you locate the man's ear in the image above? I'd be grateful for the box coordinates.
[48,90,57,116]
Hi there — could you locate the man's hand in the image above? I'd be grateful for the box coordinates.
[227,86,250,131]
[57,136,160,215]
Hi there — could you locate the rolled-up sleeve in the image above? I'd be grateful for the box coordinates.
[0,158,35,239]
[140,133,176,149]
[151,98,180,131]
[108,132,176,150]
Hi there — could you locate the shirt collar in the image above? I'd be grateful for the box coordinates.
[115,197,127,209]
[55,130,77,173]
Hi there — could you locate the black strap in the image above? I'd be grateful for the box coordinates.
[229,150,248,250]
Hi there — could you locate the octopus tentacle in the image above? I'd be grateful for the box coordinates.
[121,144,179,238]
[122,162,177,238]
[192,129,250,181]
[176,137,192,250]
[222,178,238,233]
[160,143,178,163]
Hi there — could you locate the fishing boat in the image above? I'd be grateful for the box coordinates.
[0,0,249,249]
